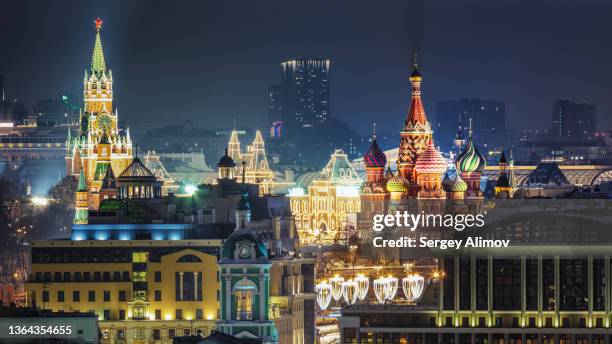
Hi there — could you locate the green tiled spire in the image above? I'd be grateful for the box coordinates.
[91,18,106,72]
[77,167,88,192]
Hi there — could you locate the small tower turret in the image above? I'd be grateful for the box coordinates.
[74,167,89,224]
[235,162,251,229]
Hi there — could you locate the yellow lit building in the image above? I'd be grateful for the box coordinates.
[289,149,362,245]
[25,239,221,344]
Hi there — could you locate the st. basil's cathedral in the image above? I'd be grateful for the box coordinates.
[355,62,496,259]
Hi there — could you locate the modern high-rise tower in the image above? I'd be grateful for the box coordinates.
[280,58,331,129]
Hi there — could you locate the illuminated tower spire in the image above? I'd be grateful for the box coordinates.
[227,129,242,162]
[74,167,89,225]
[397,55,433,191]
[91,18,106,72]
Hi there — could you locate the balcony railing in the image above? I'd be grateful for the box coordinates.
[236,311,253,320]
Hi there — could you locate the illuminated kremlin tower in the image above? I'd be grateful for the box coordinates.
[397,61,433,196]
[65,18,133,198]
[494,150,517,199]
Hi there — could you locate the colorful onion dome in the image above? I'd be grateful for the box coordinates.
[442,171,454,192]
[415,141,447,175]
[456,138,486,173]
[363,137,387,168]
[450,174,468,192]
[386,174,409,193]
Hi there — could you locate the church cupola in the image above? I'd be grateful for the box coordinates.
[217,148,236,180]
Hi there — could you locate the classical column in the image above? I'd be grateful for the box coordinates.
[438,258,444,326]
[605,255,610,328]
[193,272,199,301]
[471,256,477,317]
[588,256,593,327]
[259,274,265,321]
[488,255,493,325]
[554,256,560,326]
[455,255,460,325]
[538,256,543,326]
[521,255,526,326]
[225,275,232,320]
[179,272,184,301]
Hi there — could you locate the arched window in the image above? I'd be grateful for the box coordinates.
[234,279,257,320]
[177,254,202,263]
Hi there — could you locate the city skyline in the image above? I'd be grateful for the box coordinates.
[1,1,612,135]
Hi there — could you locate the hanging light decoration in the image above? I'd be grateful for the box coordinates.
[341,279,358,305]
[408,274,425,301]
[329,275,344,301]
[354,274,369,301]
[315,281,332,310]
[384,275,398,301]
[373,277,388,304]
[402,276,413,301]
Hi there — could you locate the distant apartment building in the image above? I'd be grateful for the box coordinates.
[435,99,506,152]
[552,99,597,140]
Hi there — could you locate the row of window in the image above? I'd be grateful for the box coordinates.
[102,327,209,341]
[34,271,164,283]
[41,289,174,303]
[95,308,206,321]
[443,257,607,312]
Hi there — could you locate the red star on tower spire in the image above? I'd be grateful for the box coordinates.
[95,17,103,30]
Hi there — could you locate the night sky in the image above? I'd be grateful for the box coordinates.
[1,0,611,135]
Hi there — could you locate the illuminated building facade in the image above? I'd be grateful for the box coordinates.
[224,129,286,196]
[65,18,133,218]
[25,239,220,344]
[289,149,362,245]
[338,240,612,344]
[216,178,316,344]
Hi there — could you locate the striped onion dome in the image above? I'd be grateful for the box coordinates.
[386,174,410,193]
[450,173,468,192]
[415,141,447,175]
[456,137,486,173]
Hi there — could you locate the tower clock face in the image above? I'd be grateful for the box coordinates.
[96,114,113,132]
[238,245,251,258]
